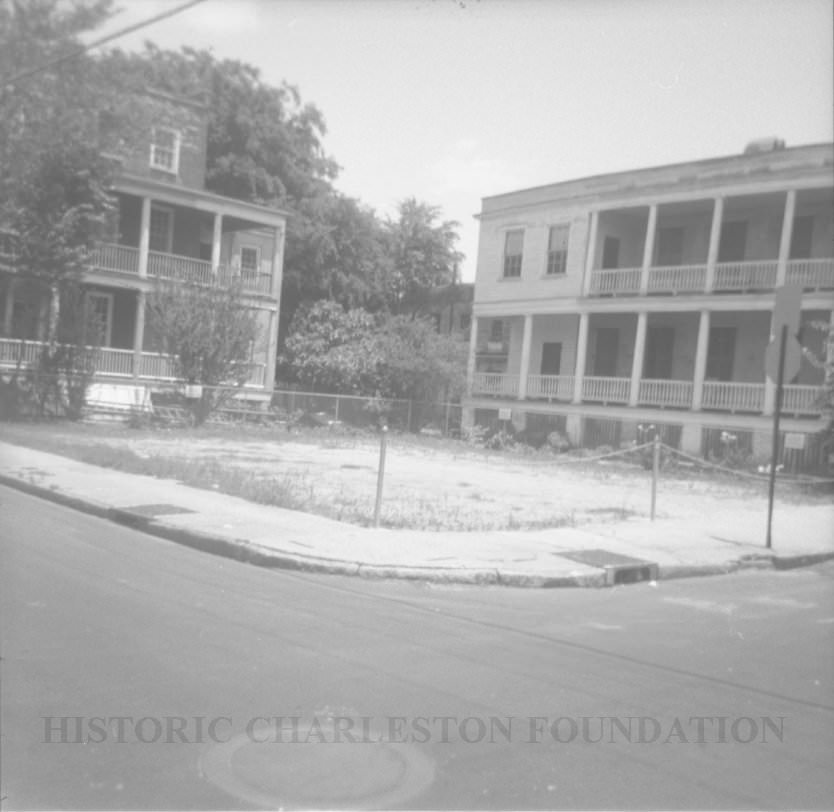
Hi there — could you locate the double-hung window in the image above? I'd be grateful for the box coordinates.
[546,224,570,275]
[240,246,260,279]
[503,229,524,278]
[150,128,180,174]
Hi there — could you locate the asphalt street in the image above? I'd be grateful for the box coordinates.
[1,483,833,810]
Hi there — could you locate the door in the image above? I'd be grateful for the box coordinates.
[718,221,747,262]
[593,328,619,376]
[644,327,675,379]
[706,326,736,381]
[85,292,113,347]
[601,236,620,269]
[149,205,174,253]
[540,342,562,376]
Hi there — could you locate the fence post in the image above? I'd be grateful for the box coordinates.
[650,433,660,521]
[406,399,413,433]
[444,401,451,437]
[373,424,388,527]
[334,395,340,423]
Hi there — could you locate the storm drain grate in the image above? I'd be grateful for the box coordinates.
[557,549,659,586]
[118,503,196,517]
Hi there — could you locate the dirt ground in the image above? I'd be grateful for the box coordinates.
[3,422,830,532]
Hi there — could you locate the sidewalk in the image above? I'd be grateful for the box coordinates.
[1,440,832,587]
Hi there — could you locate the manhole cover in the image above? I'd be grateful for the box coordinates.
[119,503,196,517]
[200,721,435,809]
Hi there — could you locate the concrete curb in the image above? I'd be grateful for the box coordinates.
[1,472,827,588]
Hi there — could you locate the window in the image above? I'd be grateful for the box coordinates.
[149,206,173,253]
[540,342,562,375]
[489,320,504,342]
[503,230,524,277]
[546,225,569,275]
[240,245,260,279]
[655,227,684,266]
[85,292,114,347]
[150,127,180,174]
[601,236,620,269]
[790,216,814,259]
[718,221,747,263]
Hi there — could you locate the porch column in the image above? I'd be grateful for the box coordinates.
[517,314,533,400]
[271,224,285,300]
[776,189,796,287]
[628,311,648,406]
[2,277,15,335]
[691,309,711,410]
[138,197,151,278]
[705,196,724,292]
[466,316,479,396]
[264,310,279,392]
[582,210,599,296]
[211,212,223,273]
[572,312,589,403]
[47,285,60,345]
[639,204,658,295]
[132,291,145,378]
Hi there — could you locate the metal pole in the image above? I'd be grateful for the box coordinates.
[650,433,660,521]
[766,325,787,549]
[373,424,388,527]
[407,399,413,433]
[334,395,340,423]
[444,401,451,437]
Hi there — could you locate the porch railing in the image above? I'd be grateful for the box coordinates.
[713,260,778,292]
[148,251,215,286]
[582,375,630,403]
[588,267,641,295]
[638,378,694,408]
[0,339,267,389]
[646,264,707,294]
[781,384,823,415]
[702,381,765,412]
[526,374,574,400]
[786,258,834,290]
[89,243,140,274]
[471,372,519,397]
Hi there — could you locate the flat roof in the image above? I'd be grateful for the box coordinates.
[480,142,834,213]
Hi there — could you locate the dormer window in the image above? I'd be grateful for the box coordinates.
[150,127,180,174]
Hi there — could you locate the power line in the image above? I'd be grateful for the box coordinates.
[3,0,210,87]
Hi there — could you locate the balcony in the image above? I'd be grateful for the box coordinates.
[646,264,707,294]
[0,338,267,388]
[787,258,834,290]
[637,379,693,408]
[588,268,641,296]
[469,370,823,417]
[527,374,574,401]
[713,260,778,292]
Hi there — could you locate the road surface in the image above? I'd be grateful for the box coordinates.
[1,484,833,809]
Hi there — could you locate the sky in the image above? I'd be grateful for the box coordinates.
[88,0,834,282]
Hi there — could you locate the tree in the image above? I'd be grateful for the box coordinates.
[279,300,467,408]
[146,280,260,425]
[387,198,463,315]
[1,0,145,340]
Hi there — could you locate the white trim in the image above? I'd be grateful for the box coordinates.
[149,127,181,175]
[85,291,114,347]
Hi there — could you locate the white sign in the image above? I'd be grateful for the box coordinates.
[784,432,805,450]
[498,408,512,421]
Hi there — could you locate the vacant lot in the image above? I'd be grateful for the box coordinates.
[3,421,831,533]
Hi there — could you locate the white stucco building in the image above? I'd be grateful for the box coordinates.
[466,140,834,467]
